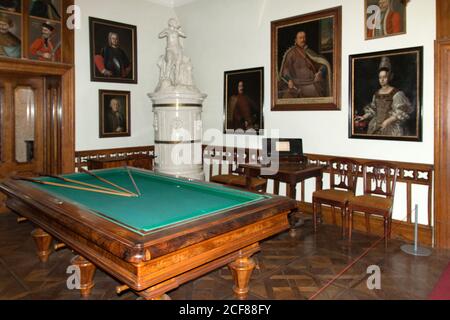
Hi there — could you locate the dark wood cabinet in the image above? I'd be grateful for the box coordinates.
[0,0,75,177]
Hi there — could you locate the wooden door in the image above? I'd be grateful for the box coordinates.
[435,0,450,249]
[0,75,45,209]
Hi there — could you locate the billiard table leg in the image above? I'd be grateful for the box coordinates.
[71,255,96,298]
[228,256,256,300]
[144,294,171,300]
[136,285,172,300]
[31,228,53,263]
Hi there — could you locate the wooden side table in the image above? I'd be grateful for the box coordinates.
[239,162,326,235]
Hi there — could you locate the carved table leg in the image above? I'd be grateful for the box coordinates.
[31,228,53,263]
[315,174,324,225]
[228,256,256,300]
[71,255,96,298]
[286,183,305,237]
[289,210,300,237]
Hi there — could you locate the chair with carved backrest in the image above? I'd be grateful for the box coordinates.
[347,161,399,247]
[312,158,360,237]
[207,147,267,192]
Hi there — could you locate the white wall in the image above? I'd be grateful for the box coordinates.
[72,0,435,224]
[175,0,435,225]
[75,0,174,151]
[175,0,435,165]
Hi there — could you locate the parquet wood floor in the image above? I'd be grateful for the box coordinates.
[1,212,448,300]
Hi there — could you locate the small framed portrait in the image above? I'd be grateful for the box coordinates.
[365,0,407,40]
[271,6,341,111]
[224,67,264,135]
[0,0,21,13]
[349,46,423,142]
[89,17,137,84]
[28,19,61,62]
[29,0,61,20]
[0,13,22,59]
[99,90,131,138]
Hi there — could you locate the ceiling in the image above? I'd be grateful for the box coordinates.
[146,0,198,8]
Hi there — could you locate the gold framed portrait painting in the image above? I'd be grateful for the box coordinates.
[90,17,137,84]
[271,6,341,111]
[99,90,131,138]
[349,47,423,142]
[224,67,264,135]
[365,0,407,40]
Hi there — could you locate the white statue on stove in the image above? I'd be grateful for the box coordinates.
[153,18,200,95]
[149,19,206,180]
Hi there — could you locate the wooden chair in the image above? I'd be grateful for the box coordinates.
[206,147,267,192]
[347,161,399,247]
[210,167,267,192]
[312,158,360,236]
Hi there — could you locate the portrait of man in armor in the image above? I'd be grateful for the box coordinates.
[89,17,137,83]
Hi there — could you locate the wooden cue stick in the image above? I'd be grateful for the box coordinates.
[45,174,128,194]
[13,176,134,197]
[126,167,141,196]
[79,167,137,196]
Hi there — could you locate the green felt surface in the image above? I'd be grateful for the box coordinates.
[31,168,267,235]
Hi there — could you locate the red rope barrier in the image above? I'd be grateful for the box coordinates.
[308,235,384,300]
[309,212,413,300]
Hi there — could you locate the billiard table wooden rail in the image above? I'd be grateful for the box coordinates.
[0,175,297,300]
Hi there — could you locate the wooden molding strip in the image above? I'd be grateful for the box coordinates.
[75,146,155,170]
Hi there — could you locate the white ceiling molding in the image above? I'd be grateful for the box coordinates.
[146,0,198,8]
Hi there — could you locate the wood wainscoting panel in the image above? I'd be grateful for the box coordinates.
[75,146,155,171]
[202,145,435,247]
[298,203,433,247]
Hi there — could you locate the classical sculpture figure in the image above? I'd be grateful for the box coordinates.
[149,19,206,181]
[154,18,200,94]
[159,18,185,83]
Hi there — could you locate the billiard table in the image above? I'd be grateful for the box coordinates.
[0,167,297,300]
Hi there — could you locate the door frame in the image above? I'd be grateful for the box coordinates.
[435,0,450,249]
[0,61,75,175]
